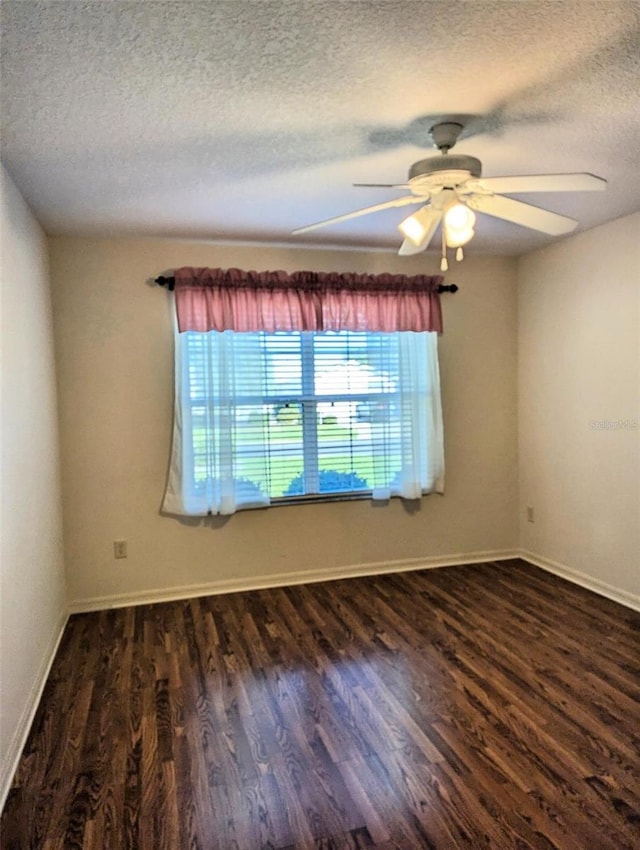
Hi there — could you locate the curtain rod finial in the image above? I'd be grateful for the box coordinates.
[155,275,175,291]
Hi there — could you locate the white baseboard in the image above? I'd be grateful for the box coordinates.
[0,608,69,813]
[59,545,640,619]
[68,549,520,613]
[520,550,640,612]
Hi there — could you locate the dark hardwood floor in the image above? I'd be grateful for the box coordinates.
[2,559,639,849]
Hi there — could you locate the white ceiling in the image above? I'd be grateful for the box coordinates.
[1,1,639,262]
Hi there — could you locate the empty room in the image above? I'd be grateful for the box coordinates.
[1,2,638,848]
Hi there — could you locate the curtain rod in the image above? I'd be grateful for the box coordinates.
[154,275,458,294]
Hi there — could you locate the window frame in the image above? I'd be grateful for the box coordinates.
[163,325,444,516]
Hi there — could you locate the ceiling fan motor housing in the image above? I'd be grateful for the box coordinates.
[408,155,482,189]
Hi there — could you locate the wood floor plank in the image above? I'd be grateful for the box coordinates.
[2,559,639,849]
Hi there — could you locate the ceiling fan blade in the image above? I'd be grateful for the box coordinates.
[467,173,606,194]
[399,238,428,256]
[467,193,578,235]
[353,183,413,189]
[292,195,422,235]
[398,208,442,255]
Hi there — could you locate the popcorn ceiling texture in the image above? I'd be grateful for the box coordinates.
[1,0,639,255]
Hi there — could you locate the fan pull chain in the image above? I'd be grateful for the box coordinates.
[456,247,464,262]
[441,227,448,271]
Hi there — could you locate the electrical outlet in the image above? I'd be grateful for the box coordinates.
[526,506,535,523]
[114,539,128,559]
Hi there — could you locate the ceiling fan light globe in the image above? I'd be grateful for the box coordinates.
[398,215,425,244]
[444,203,476,247]
[444,203,476,231]
[398,206,433,245]
[445,226,475,248]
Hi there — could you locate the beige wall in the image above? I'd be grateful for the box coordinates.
[518,213,640,600]
[49,238,518,607]
[0,166,67,802]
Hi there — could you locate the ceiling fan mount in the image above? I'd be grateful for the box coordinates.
[428,120,465,153]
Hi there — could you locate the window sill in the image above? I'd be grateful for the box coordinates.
[270,490,376,508]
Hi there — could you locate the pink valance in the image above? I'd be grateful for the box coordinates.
[173,267,443,334]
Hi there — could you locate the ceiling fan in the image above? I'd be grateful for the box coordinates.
[292,121,606,269]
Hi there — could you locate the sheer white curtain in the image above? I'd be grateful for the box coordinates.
[162,328,271,516]
[381,331,445,500]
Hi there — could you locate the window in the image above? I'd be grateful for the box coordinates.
[163,329,444,516]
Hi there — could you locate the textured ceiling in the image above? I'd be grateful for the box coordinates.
[1,1,639,260]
